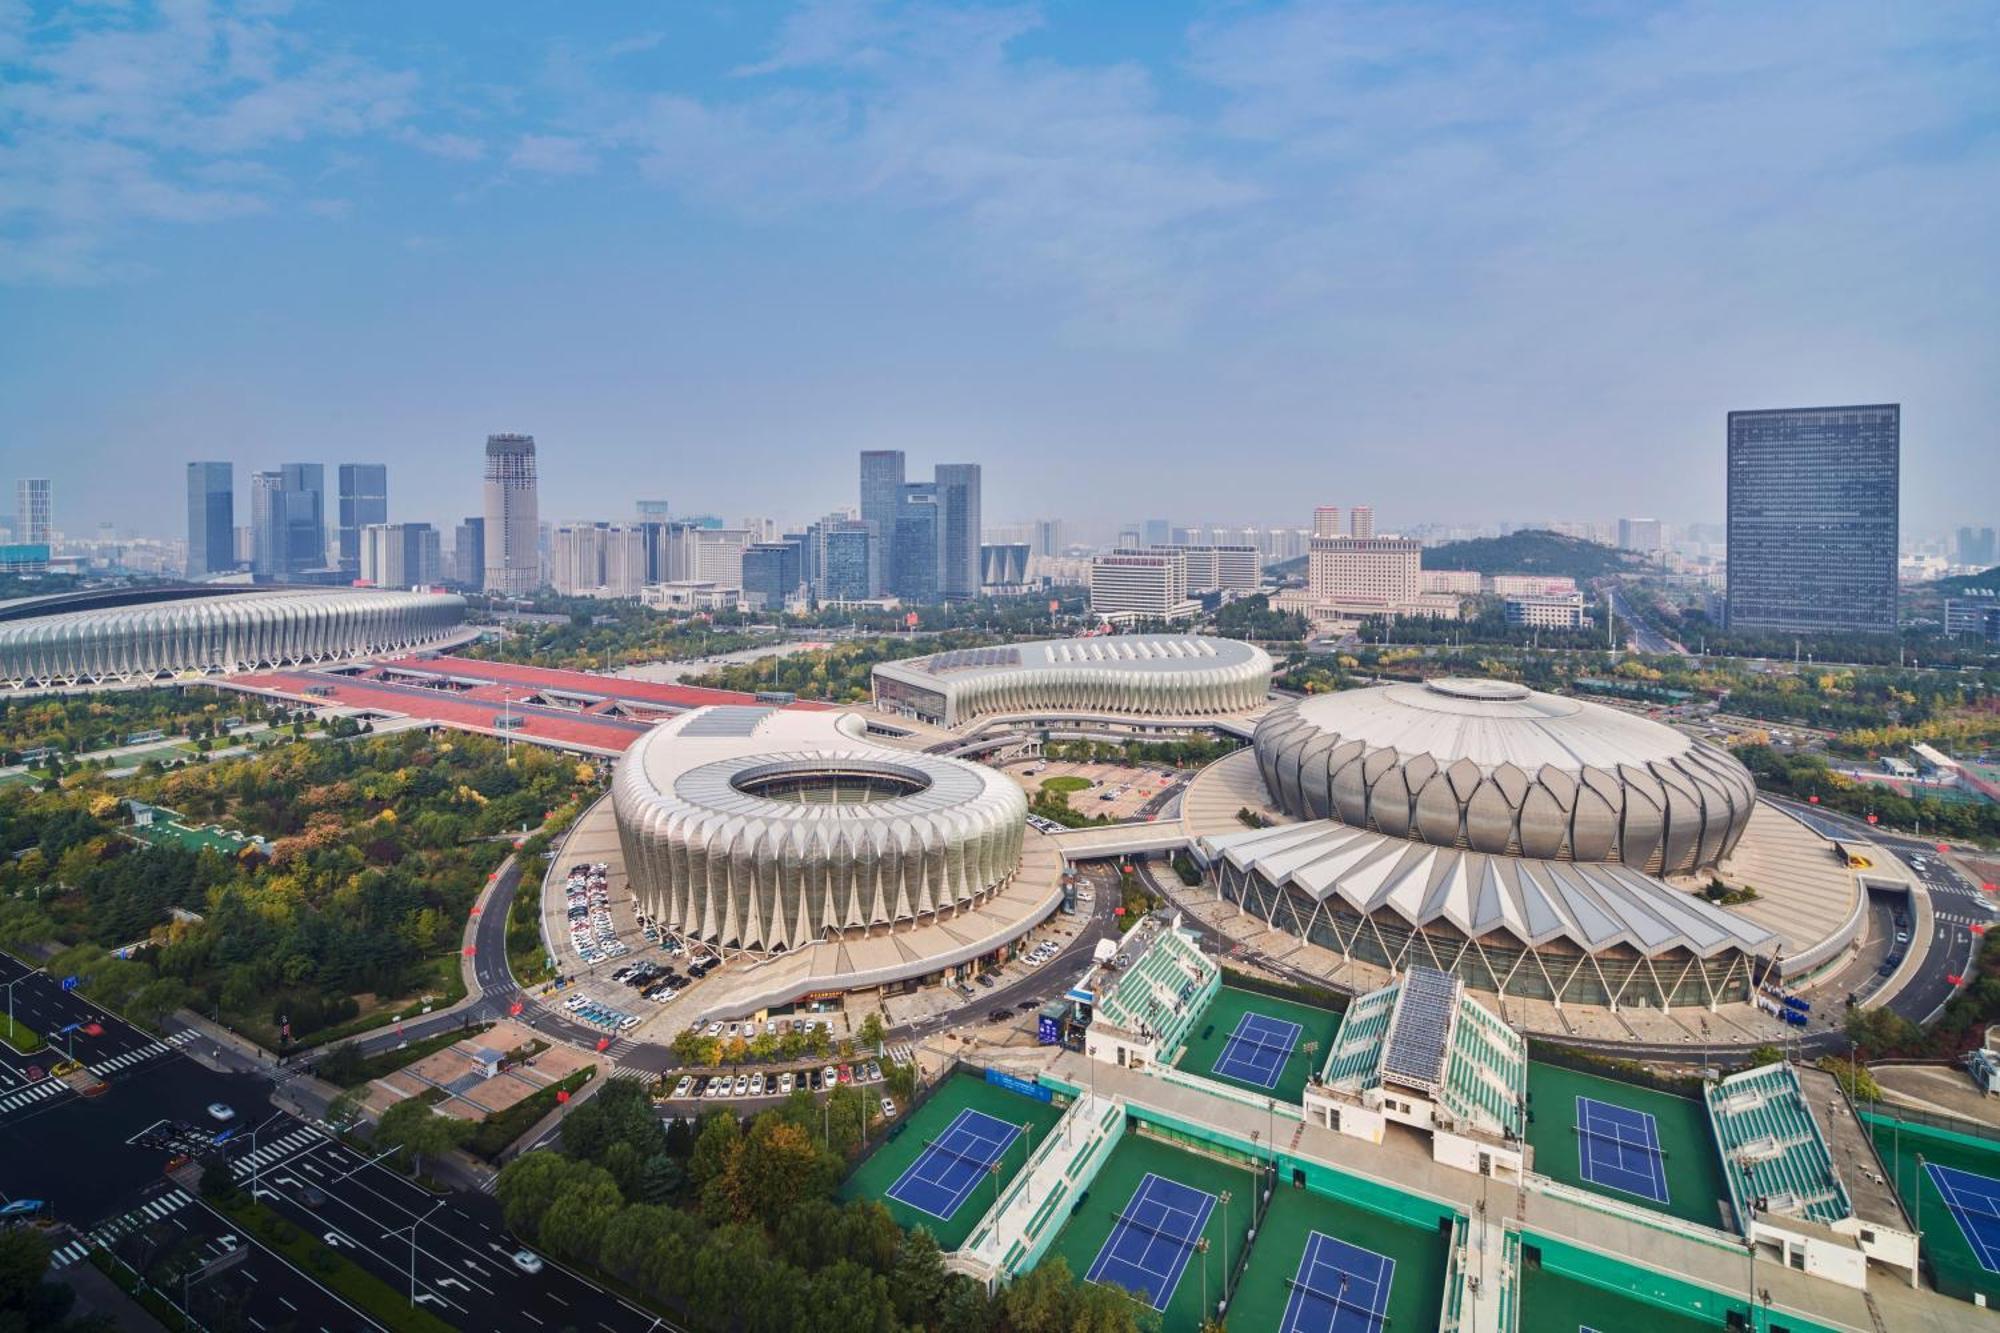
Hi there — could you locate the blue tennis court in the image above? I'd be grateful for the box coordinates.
[884,1108,1021,1221]
[1085,1173,1216,1310]
[1211,1011,1304,1089]
[1278,1230,1395,1333]
[1927,1162,2000,1273]
[1574,1096,1669,1204]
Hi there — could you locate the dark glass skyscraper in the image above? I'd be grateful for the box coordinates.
[893,483,941,603]
[859,450,904,597]
[185,461,234,578]
[1726,404,1899,635]
[933,462,981,601]
[337,463,388,572]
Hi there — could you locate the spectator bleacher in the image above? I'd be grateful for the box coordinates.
[1706,1062,1852,1227]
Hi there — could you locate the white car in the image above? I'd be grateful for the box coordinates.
[511,1250,543,1275]
[673,1076,693,1098]
[779,1072,795,1095]
[880,1097,898,1119]
[206,1102,236,1123]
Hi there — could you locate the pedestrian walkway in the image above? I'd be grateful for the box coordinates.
[0,1077,67,1117]
[89,1029,197,1077]
[231,1125,326,1180]
[48,1189,196,1268]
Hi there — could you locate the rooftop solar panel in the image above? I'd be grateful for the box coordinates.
[1381,966,1456,1093]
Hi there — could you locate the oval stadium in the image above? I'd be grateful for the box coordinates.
[0,584,468,691]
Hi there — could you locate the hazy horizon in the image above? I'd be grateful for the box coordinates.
[3,2,1995,539]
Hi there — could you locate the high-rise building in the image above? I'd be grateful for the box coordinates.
[1726,405,1900,634]
[336,464,388,571]
[859,450,905,596]
[893,484,942,603]
[1313,506,1342,539]
[1348,506,1375,539]
[360,522,441,587]
[483,433,540,595]
[1618,517,1663,559]
[1142,518,1172,547]
[250,466,324,576]
[185,462,234,578]
[1089,550,1198,621]
[819,525,876,602]
[1033,518,1064,558]
[452,517,484,588]
[934,463,982,600]
[16,479,51,547]
[1958,526,1997,569]
[1160,544,1260,595]
[1305,535,1441,617]
[741,541,803,610]
[635,500,671,523]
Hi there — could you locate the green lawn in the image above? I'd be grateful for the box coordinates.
[1036,1130,1258,1332]
[0,1013,43,1053]
[840,1069,1068,1249]
[1171,986,1342,1105]
[1523,1062,1729,1230]
[1040,775,1092,795]
[1225,1178,1449,1333]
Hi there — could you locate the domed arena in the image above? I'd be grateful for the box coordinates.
[1201,678,1786,1010]
[612,705,1030,953]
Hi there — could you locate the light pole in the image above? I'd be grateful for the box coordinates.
[384,1198,447,1307]
[4,963,45,1046]
[1196,1236,1210,1318]
[242,1109,288,1198]
[1219,1190,1231,1290]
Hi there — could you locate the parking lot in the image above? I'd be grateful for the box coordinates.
[662,1028,907,1112]
[1005,760,1187,824]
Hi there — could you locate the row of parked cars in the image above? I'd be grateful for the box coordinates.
[565,862,628,966]
[694,1015,834,1042]
[561,992,640,1032]
[613,960,687,1004]
[669,1059,896,1110]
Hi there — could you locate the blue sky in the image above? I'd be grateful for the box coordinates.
[3,0,1995,539]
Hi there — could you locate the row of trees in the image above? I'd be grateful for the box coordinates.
[0,685,288,761]
[494,1081,1159,1332]
[1735,744,2000,844]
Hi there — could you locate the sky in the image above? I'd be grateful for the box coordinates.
[2,0,1996,541]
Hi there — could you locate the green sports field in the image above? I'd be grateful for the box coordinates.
[1867,1110,2000,1306]
[1037,1130,1258,1332]
[1523,1062,1729,1230]
[1172,985,1342,1104]
[841,1069,1066,1249]
[1224,1178,1448,1333]
[1517,1258,1723,1332]
[129,818,252,855]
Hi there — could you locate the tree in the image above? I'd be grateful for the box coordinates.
[373,1098,474,1179]
[497,1151,576,1238]
[326,1087,367,1131]
[317,1042,366,1086]
[857,1011,887,1050]
[892,1227,950,1326]
[538,1165,623,1266]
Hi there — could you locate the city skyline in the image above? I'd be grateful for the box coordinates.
[3,2,1994,535]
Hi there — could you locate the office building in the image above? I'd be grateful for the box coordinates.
[636,500,672,524]
[1142,518,1172,547]
[452,517,484,588]
[892,484,942,603]
[1309,535,1419,609]
[1313,506,1342,539]
[482,433,540,595]
[1504,592,1588,629]
[550,523,648,598]
[1157,545,1260,595]
[934,463,982,600]
[1491,574,1578,598]
[741,541,803,610]
[1958,527,1997,569]
[819,525,877,602]
[1089,549,1198,622]
[1422,569,1482,595]
[1726,405,1899,634]
[1032,519,1064,558]
[16,479,51,547]
[859,450,905,596]
[250,465,325,577]
[1618,517,1663,559]
[336,463,388,571]
[1945,592,2000,641]
[1348,505,1375,539]
[360,522,442,588]
[185,462,234,578]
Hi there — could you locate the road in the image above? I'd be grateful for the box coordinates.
[1605,583,1684,655]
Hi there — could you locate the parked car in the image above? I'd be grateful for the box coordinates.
[673,1075,693,1098]
[824,1065,839,1088]
[779,1072,795,1095]
[880,1097,898,1119]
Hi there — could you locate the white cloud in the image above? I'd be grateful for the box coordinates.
[506,133,599,176]
[397,127,487,162]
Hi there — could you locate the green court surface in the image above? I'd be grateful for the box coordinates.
[1039,1130,1258,1331]
[1524,1062,1729,1230]
[128,819,252,855]
[1518,1259,1720,1333]
[841,1069,1066,1249]
[1172,986,1342,1104]
[1225,1179,1448,1333]
[1867,1112,2000,1306]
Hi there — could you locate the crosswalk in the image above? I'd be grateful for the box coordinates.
[48,1189,196,1268]
[89,1029,198,1077]
[231,1125,326,1179]
[606,1066,657,1086]
[0,1077,67,1117]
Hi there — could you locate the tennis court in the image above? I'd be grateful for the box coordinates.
[1212,1012,1305,1090]
[1870,1110,2000,1305]
[1574,1095,1670,1204]
[1225,1180,1447,1333]
[842,1069,1066,1249]
[1277,1230,1394,1333]
[1085,1173,1216,1310]
[1174,986,1341,1104]
[1517,1260,1717,1333]
[1524,1062,1726,1229]
[1926,1163,2000,1273]
[1038,1130,1255,1330]
[885,1109,1024,1221]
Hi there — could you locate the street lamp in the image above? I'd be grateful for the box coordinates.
[3,962,45,1045]
[384,1198,448,1308]
[242,1110,289,1198]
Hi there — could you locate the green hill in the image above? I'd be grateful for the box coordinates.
[1932,566,2000,595]
[1420,530,1643,579]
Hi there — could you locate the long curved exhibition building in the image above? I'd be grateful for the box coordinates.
[870,633,1272,730]
[0,584,468,691]
[1201,678,1785,1009]
[612,705,1031,953]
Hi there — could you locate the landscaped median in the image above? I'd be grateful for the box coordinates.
[469,1066,594,1160]
[214,1194,457,1333]
[0,1013,42,1053]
